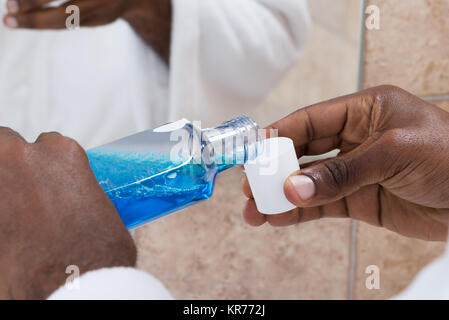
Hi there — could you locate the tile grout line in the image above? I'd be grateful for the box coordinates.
[348,221,358,300]
[348,0,447,300]
[422,94,449,102]
[348,0,367,301]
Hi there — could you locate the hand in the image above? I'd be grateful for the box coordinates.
[0,129,136,299]
[3,0,172,63]
[242,85,449,241]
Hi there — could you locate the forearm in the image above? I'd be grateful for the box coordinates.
[124,0,172,64]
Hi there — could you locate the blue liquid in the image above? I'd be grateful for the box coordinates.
[87,149,220,229]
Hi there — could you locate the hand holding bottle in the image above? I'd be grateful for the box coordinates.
[0,129,136,299]
[242,85,449,241]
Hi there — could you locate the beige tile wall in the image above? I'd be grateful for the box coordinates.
[363,0,449,97]
[355,0,449,300]
[136,0,361,299]
[354,224,445,300]
[137,169,352,299]
[251,0,360,127]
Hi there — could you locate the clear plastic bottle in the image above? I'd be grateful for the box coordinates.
[86,116,260,228]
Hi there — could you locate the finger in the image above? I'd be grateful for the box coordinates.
[241,150,339,203]
[34,131,63,144]
[268,88,380,157]
[284,133,396,208]
[80,9,122,27]
[8,0,54,13]
[0,127,26,147]
[243,196,353,227]
[241,175,253,199]
[6,0,114,29]
[8,5,68,29]
[242,199,267,227]
[300,136,340,156]
[265,209,302,227]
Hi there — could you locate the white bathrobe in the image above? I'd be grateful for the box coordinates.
[0,0,310,299]
[0,0,309,148]
[48,246,449,299]
[394,244,449,300]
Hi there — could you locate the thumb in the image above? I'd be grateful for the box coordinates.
[284,137,394,207]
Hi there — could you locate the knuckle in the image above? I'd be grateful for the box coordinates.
[375,84,402,94]
[372,85,408,109]
[1,136,26,152]
[16,14,33,28]
[37,131,60,141]
[18,0,33,11]
[381,129,425,158]
[267,217,283,227]
[61,138,88,162]
[59,137,83,153]
[373,85,405,101]
[381,129,408,150]
[40,134,87,163]
[322,158,353,191]
[0,137,28,163]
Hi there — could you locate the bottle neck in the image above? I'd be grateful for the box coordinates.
[202,116,260,173]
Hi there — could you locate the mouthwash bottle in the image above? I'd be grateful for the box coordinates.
[86,116,260,229]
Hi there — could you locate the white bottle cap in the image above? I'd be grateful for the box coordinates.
[244,137,300,215]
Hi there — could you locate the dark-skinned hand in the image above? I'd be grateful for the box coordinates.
[243,85,449,241]
[3,0,172,63]
[0,129,136,299]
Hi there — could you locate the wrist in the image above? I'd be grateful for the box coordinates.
[5,232,137,299]
[122,0,172,63]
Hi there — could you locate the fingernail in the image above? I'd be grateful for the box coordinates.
[288,175,315,201]
[6,0,19,14]
[4,16,18,28]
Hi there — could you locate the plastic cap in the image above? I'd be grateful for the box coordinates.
[244,137,300,215]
